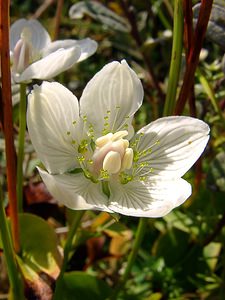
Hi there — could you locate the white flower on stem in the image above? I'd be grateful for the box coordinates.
[10,18,97,83]
[27,60,210,217]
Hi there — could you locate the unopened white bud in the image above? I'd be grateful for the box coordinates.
[12,27,33,74]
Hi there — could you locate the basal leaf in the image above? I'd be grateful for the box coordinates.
[61,271,111,300]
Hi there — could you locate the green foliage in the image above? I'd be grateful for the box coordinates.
[17,213,61,277]
[61,271,112,300]
[1,0,225,299]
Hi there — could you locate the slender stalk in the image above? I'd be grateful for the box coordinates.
[53,0,64,40]
[182,1,197,117]
[53,210,85,300]
[0,184,24,299]
[109,218,147,299]
[120,0,164,102]
[0,0,20,253]
[182,0,194,57]
[163,0,183,117]
[175,0,213,115]
[17,83,27,212]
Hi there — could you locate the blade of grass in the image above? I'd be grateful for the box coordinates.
[197,68,225,125]
[163,0,183,116]
[0,183,24,299]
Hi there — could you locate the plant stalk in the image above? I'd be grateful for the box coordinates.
[0,0,20,253]
[109,217,147,299]
[0,184,24,299]
[163,0,183,117]
[53,210,85,300]
[17,83,27,212]
[175,0,213,115]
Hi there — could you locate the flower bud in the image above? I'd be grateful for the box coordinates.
[12,27,32,73]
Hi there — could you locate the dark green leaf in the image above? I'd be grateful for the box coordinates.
[61,271,111,300]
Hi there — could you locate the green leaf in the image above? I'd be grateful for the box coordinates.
[61,271,111,300]
[163,211,199,235]
[153,228,189,267]
[17,213,61,279]
[203,242,222,271]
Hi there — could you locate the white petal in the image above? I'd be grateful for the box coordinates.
[132,116,210,179]
[17,47,81,82]
[42,38,97,62]
[27,81,81,174]
[38,168,111,211]
[10,19,51,52]
[80,60,143,138]
[108,178,191,217]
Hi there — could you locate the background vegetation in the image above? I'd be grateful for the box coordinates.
[1,0,225,299]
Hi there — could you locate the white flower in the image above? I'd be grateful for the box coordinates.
[27,60,210,217]
[10,18,97,83]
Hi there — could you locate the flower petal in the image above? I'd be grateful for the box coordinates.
[80,60,143,138]
[132,116,210,179]
[108,178,191,217]
[16,47,81,82]
[10,19,51,52]
[42,38,97,62]
[27,81,81,174]
[38,168,111,211]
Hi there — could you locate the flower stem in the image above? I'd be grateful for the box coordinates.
[17,83,27,212]
[109,217,147,299]
[53,210,85,300]
[163,0,183,117]
[0,183,24,300]
[53,0,64,40]
[0,0,20,253]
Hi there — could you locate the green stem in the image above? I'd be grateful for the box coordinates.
[0,183,24,299]
[109,218,147,299]
[53,210,85,300]
[17,83,27,212]
[163,0,183,117]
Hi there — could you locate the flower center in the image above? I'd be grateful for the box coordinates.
[92,130,133,176]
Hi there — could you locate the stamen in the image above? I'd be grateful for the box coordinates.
[111,130,128,141]
[121,148,133,171]
[78,139,88,153]
[103,151,121,174]
[95,133,113,148]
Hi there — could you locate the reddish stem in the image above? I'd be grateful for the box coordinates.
[175,0,213,115]
[119,0,164,103]
[0,0,20,253]
[53,0,64,40]
[182,0,194,58]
